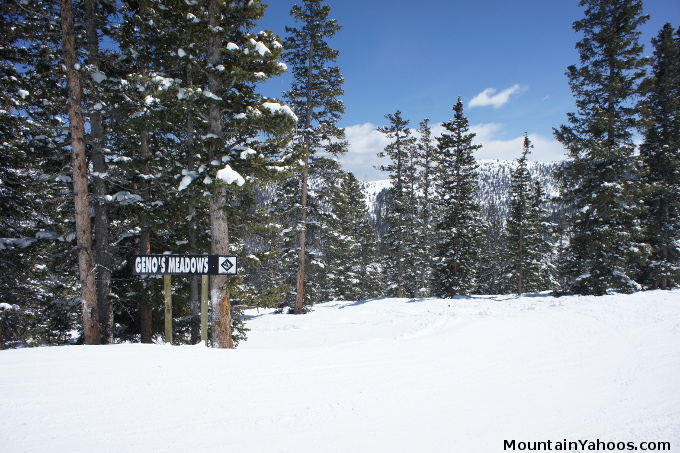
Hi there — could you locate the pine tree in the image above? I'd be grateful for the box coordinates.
[506,135,534,295]
[639,23,680,290]
[109,0,296,346]
[316,165,381,301]
[554,0,649,295]
[284,0,346,314]
[1,0,80,347]
[433,98,483,297]
[413,119,438,296]
[476,202,509,295]
[377,111,419,298]
[505,136,559,295]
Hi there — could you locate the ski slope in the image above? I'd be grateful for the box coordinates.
[1,291,679,452]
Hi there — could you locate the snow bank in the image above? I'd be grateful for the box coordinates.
[1,291,679,452]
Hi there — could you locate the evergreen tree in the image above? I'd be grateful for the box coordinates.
[505,135,534,295]
[639,23,680,290]
[284,0,346,314]
[432,98,483,297]
[0,0,79,347]
[413,119,438,296]
[505,137,559,294]
[377,111,419,298]
[476,202,509,295]
[110,0,295,346]
[317,167,382,301]
[554,0,649,295]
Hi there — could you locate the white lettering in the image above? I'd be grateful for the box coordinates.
[135,257,142,274]
[190,257,197,273]
[160,257,166,273]
[169,256,176,273]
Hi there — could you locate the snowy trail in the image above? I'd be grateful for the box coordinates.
[1,291,679,452]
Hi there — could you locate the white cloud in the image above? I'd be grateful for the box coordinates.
[469,84,526,109]
[336,122,566,181]
[469,124,566,162]
[336,123,392,180]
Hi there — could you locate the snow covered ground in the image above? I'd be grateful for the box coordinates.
[1,291,679,452]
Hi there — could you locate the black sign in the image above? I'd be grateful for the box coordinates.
[132,255,238,276]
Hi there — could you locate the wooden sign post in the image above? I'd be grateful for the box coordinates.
[201,274,209,346]
[164,275,172,344]
[132,254,238,345]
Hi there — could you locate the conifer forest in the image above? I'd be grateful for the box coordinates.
[1,0,679,349]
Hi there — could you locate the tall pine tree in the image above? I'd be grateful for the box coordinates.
[639,23,680,290]
[505,136,558,295]
[433,98,483,297]
[554,0,649,295]
[284,0,346,314]
[377,111,419,298]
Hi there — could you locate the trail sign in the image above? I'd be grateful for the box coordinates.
[132,254,238,276]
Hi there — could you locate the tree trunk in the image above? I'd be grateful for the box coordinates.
[187,109,200,344]
[61,0,100,344]
[210,186,232,348]
[207,0,232,348]
[138,130,153,343]
[295,156,308,313]
[85,0,113,343]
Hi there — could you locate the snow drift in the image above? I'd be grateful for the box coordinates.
[1,291,679,452]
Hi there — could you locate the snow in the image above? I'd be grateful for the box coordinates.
[261,102,298,121]
[202,90,221,101]
[1,291,679,452]
[239,148,257,159]
[177,48,186,57]
[178,175,193,191]
[91,71,107,83]
[216,165,245,186]
[254,41,270,56]
[226,42,239,51]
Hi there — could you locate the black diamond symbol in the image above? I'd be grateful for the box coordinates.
[220,257,234,273]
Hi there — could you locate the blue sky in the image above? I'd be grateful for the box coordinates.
[259,0,680,180]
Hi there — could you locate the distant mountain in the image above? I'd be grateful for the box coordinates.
[360,160,563,228]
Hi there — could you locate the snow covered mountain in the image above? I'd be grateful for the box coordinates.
[361,159,563,225]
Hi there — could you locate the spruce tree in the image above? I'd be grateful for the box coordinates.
[413,119,438,296]
[506,135,534,295]
[476,203,509,295]
[505,136,559,295]
[377,111,419,298]
[639,23,680,290]
[111,0,295,346]
[284,0,346,314]
[0,0,79,347]
[433,98,483,297]
[317,167,381,301]
[554,0,649,295]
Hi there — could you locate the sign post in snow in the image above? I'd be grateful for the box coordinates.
[131,255,238,345]
[132,254,237,276]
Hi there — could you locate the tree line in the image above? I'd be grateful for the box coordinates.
[0,0,678,349]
